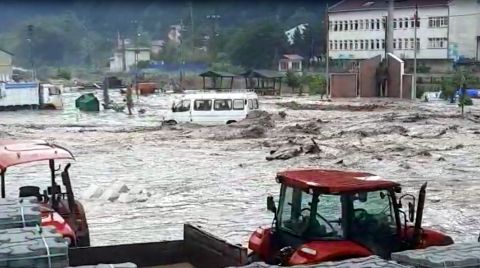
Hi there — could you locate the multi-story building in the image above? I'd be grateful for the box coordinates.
[328,0,480,71]
[0,49,13,82]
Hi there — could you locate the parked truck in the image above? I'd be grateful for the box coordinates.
[0,82,63,110]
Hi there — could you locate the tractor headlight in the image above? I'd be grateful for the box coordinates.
[300,247,317,256]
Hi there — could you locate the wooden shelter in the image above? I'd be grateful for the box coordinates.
[199,70,237,90]
[241,69,285,95]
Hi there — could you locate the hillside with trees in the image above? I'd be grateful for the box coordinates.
[0,0,336,73]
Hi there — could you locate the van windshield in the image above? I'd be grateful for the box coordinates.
[173,100,190,112]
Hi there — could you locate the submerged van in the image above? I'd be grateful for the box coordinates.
[164,91,259,125]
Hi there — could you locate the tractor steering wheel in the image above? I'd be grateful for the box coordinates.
[301,207,335,232]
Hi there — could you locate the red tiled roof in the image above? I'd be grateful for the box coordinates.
[329,0,449,13]
[283,54,304,60]
[276,169,399,194]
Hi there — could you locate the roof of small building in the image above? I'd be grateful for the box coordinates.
[0,48,13,56]
[199,70,238,78]
[241,69,285,78]
[329,0,449,13]
[282,54,304,61]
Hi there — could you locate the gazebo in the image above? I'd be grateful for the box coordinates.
[199,70,237,90]
[241,69,285,95]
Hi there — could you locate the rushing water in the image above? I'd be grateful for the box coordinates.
[1,90,480,246]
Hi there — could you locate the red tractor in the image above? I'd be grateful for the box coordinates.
[248,169,453,266]
[0,140,90,247]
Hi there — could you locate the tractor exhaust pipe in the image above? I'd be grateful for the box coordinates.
[413,182,427,245]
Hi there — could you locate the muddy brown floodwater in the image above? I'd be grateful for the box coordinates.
[1,90,480,246]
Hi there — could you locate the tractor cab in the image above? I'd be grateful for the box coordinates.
[248,169,453,266]
[0,140,90,247]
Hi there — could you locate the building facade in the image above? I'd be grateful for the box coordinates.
[0,49,13,82]
[278,54,304,73]
[328,0,480,64]
[109,48,151,73]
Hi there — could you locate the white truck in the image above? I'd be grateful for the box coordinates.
[0,82,63,110]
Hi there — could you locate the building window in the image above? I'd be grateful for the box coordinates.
[292,62,300,70]
[381,39,385,49]
[344,40,348,49]
[371,20,375,30]
[393,19,397,29]
[354,40,358,50]
[416,38,420,50]
[339,21,343,31]
[399,18,403,29]
[376,39,380,49]
[359,20,364,30]
[360,40,364,50]
[404,18,409,28]
[349,20,353,30]
[339,40,343,50]
[366,19,370,30]
[370,39,375,50]
[429,16,448,28]
[334,40,338,50]
[375,19,380,30]
[398,39,403,49]
[344,20,348,31]
[354,20,359,30]
[393,39,397,49]
[280,61,288,70]
[329,40,333,50]
[410,18,415,28]
[428,37,448,48]
[404,38,409,49]
[410,38,415,49]
[329,21,332,31]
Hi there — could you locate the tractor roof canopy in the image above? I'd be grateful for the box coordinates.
[276,169,400,194]
[0,140,74,170]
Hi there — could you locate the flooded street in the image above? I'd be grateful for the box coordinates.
[1,90,480,246]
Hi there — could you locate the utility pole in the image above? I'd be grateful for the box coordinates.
[325,3,330,97]
[413,4,418,99]
[190,2,194,51]
[27,24,35,81]
[386,0,395,55]
[133,20,140,100]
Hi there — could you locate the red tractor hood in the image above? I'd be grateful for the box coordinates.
[288,240,372,265]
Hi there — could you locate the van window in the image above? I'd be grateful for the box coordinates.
[214,99,232,111]
[248,99,253,109]
[173,100,191,112]
[233,99,245,110]
[253,99,259,109]
[194,99,212,111]
[48,87,61,95]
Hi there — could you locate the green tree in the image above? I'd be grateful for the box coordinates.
[304,74,327,98]
[226,21,288,69]
[286,71,302,94]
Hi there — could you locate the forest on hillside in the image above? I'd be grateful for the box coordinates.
[0,0,336,71]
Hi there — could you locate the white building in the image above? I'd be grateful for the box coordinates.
[278,54,304,73]
[0,49,13,82]
[328,0,480,66]
[109,48,151,73]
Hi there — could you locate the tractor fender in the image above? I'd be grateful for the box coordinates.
[248,226,273,261]
[288,240,373,266]
[416,228,454,249]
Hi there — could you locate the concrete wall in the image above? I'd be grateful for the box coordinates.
[449,0,480,60]
[387,53,404,98]
[359,55,381,97]
[330,73,357,98]
[402,74,413,99]
[110,49,151,72]
[329,6,449,60]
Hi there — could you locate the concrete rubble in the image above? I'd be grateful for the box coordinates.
[392,243,480,268]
